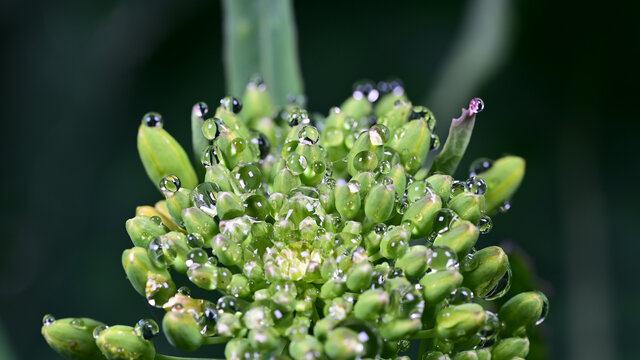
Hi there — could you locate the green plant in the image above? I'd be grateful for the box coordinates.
[41,2,548,360]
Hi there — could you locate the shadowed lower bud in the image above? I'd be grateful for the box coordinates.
[395,245,429,280]
[460,246,511,299]
[435,303,487,342]
[432,220,479,259]
[41,317,106,360]
[477,156,525,214]
[95,325,155,360]
[346,261,374,292]
[162,311,204,352]
[122,247,176,307]
[289,335,323,360]
[491,337,530,360]
[354,289,389,321]
[137,114,197,190]
[125,215,167,248]
[499,291,548,336]
[419,270,463,304]
[365,183,396,222]
[448,193,485,224]
[335,181,362,220]
[402,193,442,238]
[427,174,453,203]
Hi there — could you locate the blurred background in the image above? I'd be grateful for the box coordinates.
[1,0,638,359]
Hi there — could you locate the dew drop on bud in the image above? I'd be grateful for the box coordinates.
[251,132,270,159]
[353,151,378,172]
[177,286,192,296]
[186,233,205,248]
[478,311,499,345]
[432,209,457,234]
[92,325,108,339]
[499,201,511,213]
[448,287,474,305]
[483,267,512,300]
[231,138,247,153]
[298,125,320,144]
[191,182,219,217]
[536,291,550,325]
[147,238,170,267]
[233,163,262,193]
[201,146,221,167]
[186,248,209,268]
[135,319,159,340]
[450,180,468,198]
[193,102,209,118]
[202,118,219,140]
[142,112,163,127]
[466,176,487,195]
[42,314,55,326]
[427,246,459,271]
[478,215,493,234]
[286,153,308,175]
[469,157,493,176]
[220,96,242,114]
[70,318,85,329]
[159,174,181,194]
[469,97,484,114]
[429,133,440,151]
[369,124,390,145]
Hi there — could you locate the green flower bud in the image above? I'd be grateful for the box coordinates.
[211,234,243,266]
[448,193,485,224]
[324,327,367,360]
[161,311,204,352]
[389,119,431,174]
[395,245,429,280]
[454,351,479,360]
[386,163,407,197]
[244,193,272,221]
[158,231,190,274]
[122,247,175,307]
[346,261,374,292]
[216,313,243,337]
[242,80,274,123]
[380,225,411,259]
[41,317,106,360]
[378,98,411,132]
[341,94,372,120]
[225,338,251,360]
[320,278,347,300]
[461,246,511,299]
[182,207,218,244]
[432,220,479,259]
[137,113,197,190]
[477,156,525,214]
[335,181,362,220]
[186,262,219,290]
[419,269,463,304]
[204,163,235,192]
[125,215,167,248]
[401,193,442,238]
[426,174,453,203]
[435,304,487,342]
[423,352,451,360]
[364,183,396,222]
[248,327,281,352]
[491,337,530,360]
[216,191,245,220]
[95,325,155,360]
[498,291,548,336]
[165,187,192,228]
[375,90,408,119]
[136,203,180,231]
[353,289,389,321]
[475,349,491,360]
[289,335,323,360]
[379,318,421,340]
[229,274,251,299]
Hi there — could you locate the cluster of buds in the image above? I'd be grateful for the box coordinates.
[42,79,548,360]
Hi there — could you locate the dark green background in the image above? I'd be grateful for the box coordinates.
[1,0,638,359]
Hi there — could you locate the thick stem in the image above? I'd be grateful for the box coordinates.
[155,355,223,360]
[411,328,436,340]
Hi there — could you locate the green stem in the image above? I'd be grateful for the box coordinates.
[155,355,224,360]
[411,328,436,340]
[204,336,232,345]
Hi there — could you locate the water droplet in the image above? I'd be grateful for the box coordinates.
[134,319,159,340]
[448,287,474,305]
[428,246,459,271]
[432,209,458,234]
[377,78,404,95]
[251,132,270,159]
[281,140,299,158]
[160,174,181,194]
[287,108,308,126]
[220,96,242,114]
[478,311,499,345]
[147,238,171,267]
[232,163,262,193]
[201,146,221,167]
[142,112,163,127]
[186,233,205,248]
[398,339,410,352]
[499,201,511,213]
[193,102,208,118]
[200,301,218,336]
[478,215,492,234]
[92,325,107,339]
[469,158,493,176]
[450,180,468,198]
[69,318,85,329]
[378,160,391,175]
[429,133,440,150]
[217,295,247,314]
[150,216,162,226]
[536,291,549,325]
[483,267,512,300]
[202,118,219,140]
[186,248,209,267]
[466,176,487,195]
[382,177,394,186]
[177,286,191,296]
[298,125,320,144]
[231,138,247,153]
[374,223,387,234]
[369,124,390,146]
[469,98,484,114]
[286,153,308,175]
[335,318,381,358]
[42,314,55,326]
[353,151,378,172]
[191,182,220,217]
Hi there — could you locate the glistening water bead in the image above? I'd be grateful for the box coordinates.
[135,319,159,340]
[469,97,485,114]
[160,174,181,193]
[143,112,163,127]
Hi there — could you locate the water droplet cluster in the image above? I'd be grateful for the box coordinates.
[42,80,545,360]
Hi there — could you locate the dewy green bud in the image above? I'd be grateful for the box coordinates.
[289,335,323,360]
[420,269,463,304]
[379,318,421,340]
[389,119,432,174]
[162,311,204,352]
[423,352,451,360]
[346,261,374,292]
[402,192,442,238]
[204,163,235,192]
[341,94,372,121]
[215,191,245,220]
[432,220,479,259]
[335,181,362,220]
[380,225,410,259]
[272,167,302,194]
[378,98,411,132]
[453,350,479,360]
[41,317,106,360]
[320,278,347,300]
[364,183,396,222]
[138,113,197,190]
[477,156,525,214]
[224,338,251,360]
[211,234,243,266]
[461,246,511,299]
[122,247,176,307]
[387,163,407,196]
[191,102,210,176]
[448,192,485,224]
[426,174,453,203]
[324,327,366,360]
[395,245,429,280]
[353,289,389,321]
[248,327,281,351]
[242,80,274,123]
[499,291,548,336]
[165,187,193,228]
[491,337,530,360]
[125,215,167,248]
[435,303,487,342]
[182,207,218,244]
[95,325,155,360]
